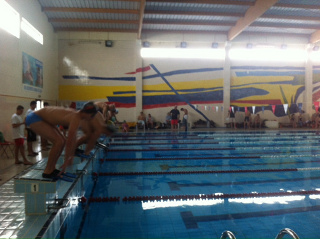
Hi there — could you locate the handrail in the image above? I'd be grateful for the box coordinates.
[275,228,300,239]
[220,230,236,239]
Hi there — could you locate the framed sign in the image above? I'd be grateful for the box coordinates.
[22,52,43,93]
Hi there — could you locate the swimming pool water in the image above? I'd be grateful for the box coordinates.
[57,131,320,239]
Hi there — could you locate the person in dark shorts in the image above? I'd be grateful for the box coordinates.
[170,106,180,131]
[25,101,38,156]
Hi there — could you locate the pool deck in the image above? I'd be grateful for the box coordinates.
[0,127,317,239]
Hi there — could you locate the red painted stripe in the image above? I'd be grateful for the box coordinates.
[126,66,151,74]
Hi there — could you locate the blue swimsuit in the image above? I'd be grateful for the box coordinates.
[25,112,42,127]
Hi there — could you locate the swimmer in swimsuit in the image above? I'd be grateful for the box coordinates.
[26,102,98,181]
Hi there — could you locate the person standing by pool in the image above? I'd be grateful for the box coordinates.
[227,109,236,129]
[244,110,251,129]
[180,108,188,132]
[11,105,33,165]
[170,106,180,131]
[25,102,98,181]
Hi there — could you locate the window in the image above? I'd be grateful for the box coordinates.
[21,17,43,45]
[0,0,20,38]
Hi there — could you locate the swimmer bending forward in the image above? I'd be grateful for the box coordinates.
[25,102,97,179]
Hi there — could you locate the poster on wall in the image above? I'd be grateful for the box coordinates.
[22,52,43,93]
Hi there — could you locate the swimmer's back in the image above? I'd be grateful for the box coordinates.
[35,107,78,127]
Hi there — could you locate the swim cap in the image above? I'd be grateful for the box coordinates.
[80,101,98,115]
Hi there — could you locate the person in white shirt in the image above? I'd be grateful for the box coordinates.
[11,105,33,165]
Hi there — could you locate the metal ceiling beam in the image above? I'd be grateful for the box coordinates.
[146,0,254,6]
[143,20,234,26]
[144,10,243,17]
[310,31,320,44]
[42,7,139,14]
[49,18,139,24]
[275,3,320,10]
[262,15,320,22]
[228,0,279,41]
[142,29,228,34]
[138,0,146,39]
[54,27,138,33]
[250,23,320,30]
[143,20,320,30]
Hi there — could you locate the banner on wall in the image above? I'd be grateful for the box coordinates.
[22,52,43,93]
[272,105,276,113]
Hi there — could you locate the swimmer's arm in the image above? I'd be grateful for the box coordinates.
[64,117,80,163]
[84,130,101,154]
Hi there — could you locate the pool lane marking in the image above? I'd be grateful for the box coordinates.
[168,176,320,190]
[160,158,320,172]
[98,167,320,176]
[110,142,219,146]
[108,147,235,152]
[105,156,260,161]
[181,205,320,229]
[88,190,320,203]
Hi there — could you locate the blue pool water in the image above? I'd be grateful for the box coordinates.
[57,131,320,238]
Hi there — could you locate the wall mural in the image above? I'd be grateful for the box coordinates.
[312,65,320,104]
[59,64,320,118]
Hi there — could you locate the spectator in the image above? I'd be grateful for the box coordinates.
[244,110,251,129]
[180,108,188,132]
[290,114,296,128]
[25,101,38,156]
[253,114,261,128]
[147,114,154,129]
[122,120,129,133]
[170,106,180,131]
[165,112,171,128]
[11,105,33,165]
[137,112,146,128]
[227,109,236,129]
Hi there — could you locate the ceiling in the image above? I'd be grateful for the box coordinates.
[37,0,320,43]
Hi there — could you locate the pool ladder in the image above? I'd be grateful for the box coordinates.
[220,228,300,239]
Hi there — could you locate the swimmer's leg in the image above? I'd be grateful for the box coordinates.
[30,121,66,176]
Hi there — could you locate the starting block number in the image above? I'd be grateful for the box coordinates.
[31,183,39,193]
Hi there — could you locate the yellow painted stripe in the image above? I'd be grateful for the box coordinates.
[59,85,135,101]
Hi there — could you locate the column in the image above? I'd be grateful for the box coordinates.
[135,40,143,119]
[223,42,232,125]
[305,44,313,116]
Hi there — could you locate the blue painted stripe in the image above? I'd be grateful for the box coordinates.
[62,75,136,81]
[235,71,305,77]
[150,64,211,121]
[231,66,305,70]
[143,67,223,80]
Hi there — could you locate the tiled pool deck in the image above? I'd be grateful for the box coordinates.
[0,156,92,239]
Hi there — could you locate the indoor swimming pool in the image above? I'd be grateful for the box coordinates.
[54,130,320,238]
